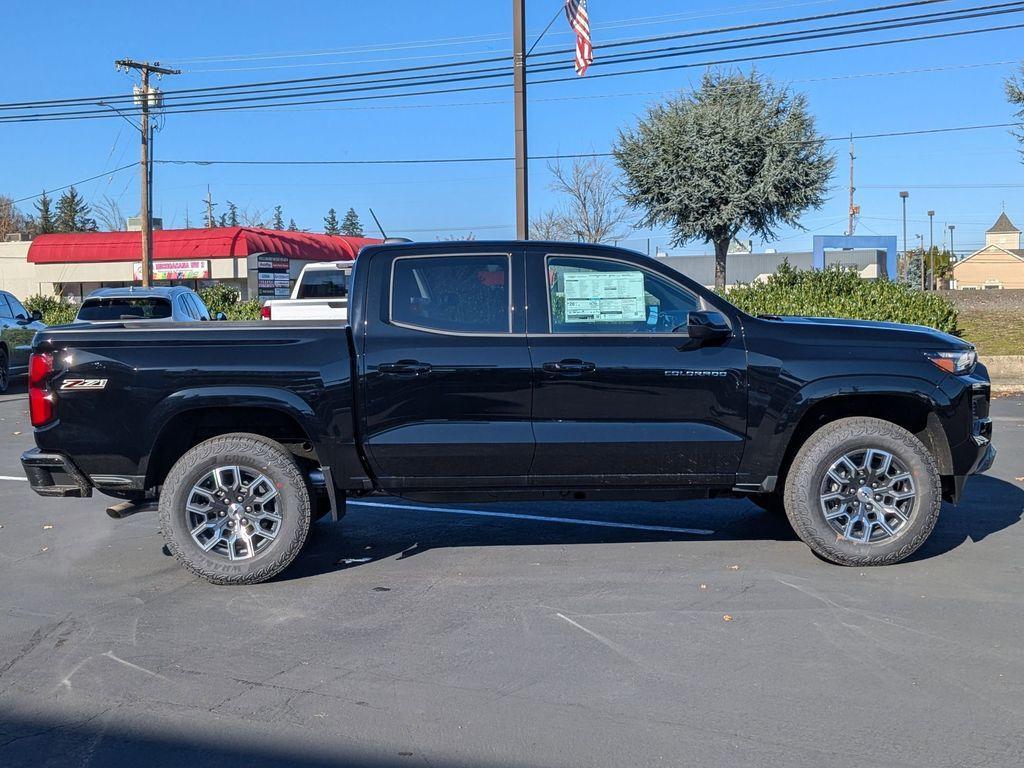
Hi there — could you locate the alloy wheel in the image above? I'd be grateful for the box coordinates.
[818,448,917,543]
[186,465,282,561]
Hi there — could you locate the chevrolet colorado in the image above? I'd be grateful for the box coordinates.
[21,241,995,584]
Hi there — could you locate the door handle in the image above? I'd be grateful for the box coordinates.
[542,359,596,374]
[378,360,432,376]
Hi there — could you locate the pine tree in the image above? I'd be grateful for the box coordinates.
[272,205,284,230]
[34,191,54,234]
[323,208,340,235]
[225,201,239,227]
[340,207,364,237]
[287,218,299,231]
[54,187,96,232]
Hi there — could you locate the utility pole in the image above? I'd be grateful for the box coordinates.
[927,210,935,290]
[917,234,925,290]
[846,135,859,236]
[205,186,215,228]
[948,224,956,261]
[513,0,529,240]
[115,59,180,287]
[899,191,909,282]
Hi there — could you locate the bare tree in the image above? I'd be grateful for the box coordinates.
[239,206,269,228]
[0,195,29,239]
[437,232,477,241]
[94,196,126,232]
[529,209,573,240]
[545,157,631,243]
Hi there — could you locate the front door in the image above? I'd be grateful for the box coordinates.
[526,251,748,487]
[359,250,533,491]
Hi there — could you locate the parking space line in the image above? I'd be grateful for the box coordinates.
[348,500,714,535]
[0,475,27,482]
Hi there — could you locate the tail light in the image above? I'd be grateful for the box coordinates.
[29,352,56,427]
[260,305,271,320]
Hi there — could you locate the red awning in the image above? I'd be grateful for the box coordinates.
[27,227,382,264]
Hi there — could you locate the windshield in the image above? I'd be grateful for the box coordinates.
[297,269,349,299]
[77,297,173,321]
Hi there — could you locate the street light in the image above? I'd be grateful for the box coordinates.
[900,191,909,280]
[927,210,935,290]
[948,224,956,262]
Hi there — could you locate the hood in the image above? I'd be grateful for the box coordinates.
[755,314,971,349]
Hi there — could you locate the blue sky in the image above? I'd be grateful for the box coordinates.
[1,0,1021,255]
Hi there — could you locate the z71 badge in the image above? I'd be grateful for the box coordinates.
[60,379,108,391]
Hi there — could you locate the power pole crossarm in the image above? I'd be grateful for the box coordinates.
[115,59,180,287]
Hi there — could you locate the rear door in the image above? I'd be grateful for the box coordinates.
[0,292,39,374]
[525,249,748,487]
[358,248,533,491]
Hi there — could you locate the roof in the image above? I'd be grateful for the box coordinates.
[987,212,1019,234]
[84,286,194,299]
[27,227,382,265]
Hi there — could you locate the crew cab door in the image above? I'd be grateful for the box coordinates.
[525,249,748,487]
[357,248,533,491]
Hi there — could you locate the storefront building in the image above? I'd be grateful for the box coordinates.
[0,227,380,301]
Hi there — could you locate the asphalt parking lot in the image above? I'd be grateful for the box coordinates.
[0,381,1022,768]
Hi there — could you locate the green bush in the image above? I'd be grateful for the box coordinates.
[722,262,959,335]
[23,294,78,326]
[197,285,262,321]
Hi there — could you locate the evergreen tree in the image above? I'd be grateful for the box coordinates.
[615,70,834,289]
[287,218,299,231]
[272,205,284,230]
[34,191,54,234]
[323,208,340,235]
[54,187,97,232]
[340,207,364,237]
[225,201,239,227]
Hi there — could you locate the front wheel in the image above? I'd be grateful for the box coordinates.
[158,433,313,585]
[784,417,941,566]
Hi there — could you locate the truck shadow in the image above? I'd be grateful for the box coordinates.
[282,475,1023,580]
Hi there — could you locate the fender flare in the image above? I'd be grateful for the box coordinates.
[139,386,321,480]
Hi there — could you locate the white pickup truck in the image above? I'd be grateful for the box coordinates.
[260,261,353,321]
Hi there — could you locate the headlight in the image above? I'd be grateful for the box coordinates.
[924,349,977,375]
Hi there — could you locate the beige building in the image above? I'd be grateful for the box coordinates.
[951,213,1024,289]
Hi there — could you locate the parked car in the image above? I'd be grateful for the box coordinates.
[22,241,994,585]
[260,261,353,321]
[75,287,225,323]
[0,290,46,393]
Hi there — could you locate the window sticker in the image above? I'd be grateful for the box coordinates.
[647,304,659,326]
[563,270,646,323]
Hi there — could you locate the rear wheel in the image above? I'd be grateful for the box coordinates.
[0,348,9,393]
[784,417,940,566]
[158,433,313,585]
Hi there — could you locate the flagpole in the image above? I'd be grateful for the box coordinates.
[513,0,529,240]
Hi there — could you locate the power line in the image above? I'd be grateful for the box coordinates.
[3,17,1021,125]
[12,163,136,204]
[0,0,963,112]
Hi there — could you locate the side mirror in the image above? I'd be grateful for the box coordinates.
[685,311,731,343]
[215,312,228,321]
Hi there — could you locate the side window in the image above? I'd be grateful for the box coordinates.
[7,294,29,319]
[547,256,700,334]
[189,294,210,320]
[178,296,198,320]
[391,255,510,334]
[0,293,13,319]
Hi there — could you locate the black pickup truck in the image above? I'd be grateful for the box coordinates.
[22,241,995,584]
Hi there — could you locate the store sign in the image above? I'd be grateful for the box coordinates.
[256,254,291,298]
[134,260,210,280]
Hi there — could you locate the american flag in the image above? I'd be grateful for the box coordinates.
[565,0,593,77]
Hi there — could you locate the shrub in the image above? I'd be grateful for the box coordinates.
[23,294,77,326]
[722,262,959,335]
[197,285,262,321]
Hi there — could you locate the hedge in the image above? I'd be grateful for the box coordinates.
[722,262,959,335]
[23,294,78,326]
[197,285,262,321]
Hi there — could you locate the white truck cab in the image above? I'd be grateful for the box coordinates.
[261,261,353,321]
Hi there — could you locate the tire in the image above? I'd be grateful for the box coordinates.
[0,348,9,394]
[158,433,313,585]
[783,416,941,566]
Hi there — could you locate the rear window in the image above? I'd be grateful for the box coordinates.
[390,255,510,334]
[297,270,349,299]
[77,297,173,321]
